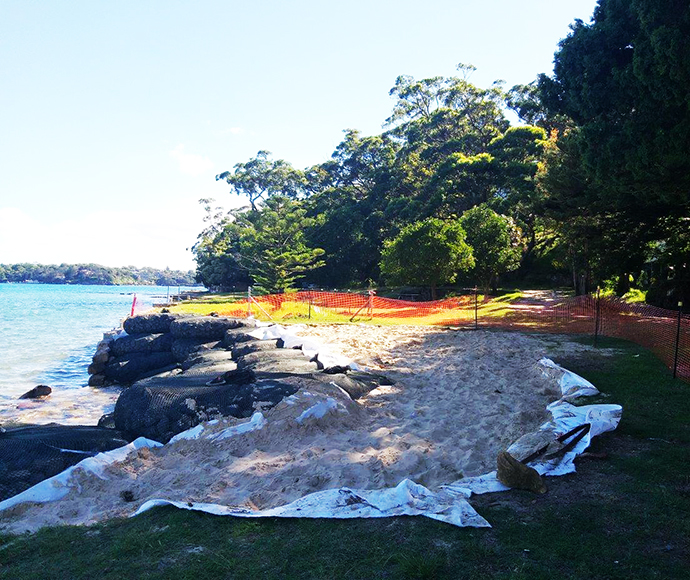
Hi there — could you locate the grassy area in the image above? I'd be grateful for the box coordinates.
[1,336,688,579]
[163,291,525,325]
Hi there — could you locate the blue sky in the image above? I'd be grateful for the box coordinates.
[0,0,598,270]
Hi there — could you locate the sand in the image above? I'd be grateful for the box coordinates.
[0,327,602,534]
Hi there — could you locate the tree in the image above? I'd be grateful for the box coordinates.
[191,199,251,290]
[538,0,690,216]
[459,205,523,293]
[379,218,474,299]
[216,151,305,211]
[237,196,325,294]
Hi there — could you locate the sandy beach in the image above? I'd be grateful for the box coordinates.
[0,326,605,533]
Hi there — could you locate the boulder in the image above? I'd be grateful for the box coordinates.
[18,385,52,400]
[170,317,245,340]
[88,374,106,387]
[92,350,110,366]
[110,333,174,357]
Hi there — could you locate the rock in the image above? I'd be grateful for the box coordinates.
[18,385,52,399]
[169,317,245,340]
[92,350,110,366]
[88,374,107,387]
[496,451,547,493]
[88,361,106,375]
[97,412,116,429]
[104,352,177,385]
[110,333,174,357]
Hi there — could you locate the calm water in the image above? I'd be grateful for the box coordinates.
[0,284,198,425]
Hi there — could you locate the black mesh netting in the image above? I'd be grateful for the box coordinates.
[113,380,300,443]
[0,425,129,502]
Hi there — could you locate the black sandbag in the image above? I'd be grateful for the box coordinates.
[104,352,176,384]
[130,359,238,390]
[113,379,298,443]
[222,328,256,348]
[0,425,129,501]
[181,349,234,371]
[110,333,174,357]
[123,313,187,335]
[231,340,279,359]
[170,317,246,340]
[307,371,393,400]
[237,349,309,367]
[171,339,221,363]
[237,350,318,375]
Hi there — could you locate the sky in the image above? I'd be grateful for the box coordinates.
[0,0,598,271]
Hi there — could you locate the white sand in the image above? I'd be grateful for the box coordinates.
[0,327,600,533]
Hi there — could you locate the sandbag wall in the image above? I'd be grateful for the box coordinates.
[87,313,244,387]
[87,313,393,444]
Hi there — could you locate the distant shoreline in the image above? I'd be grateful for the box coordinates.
[0,263,198,286]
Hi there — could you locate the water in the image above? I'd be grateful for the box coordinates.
[0,284,199,425]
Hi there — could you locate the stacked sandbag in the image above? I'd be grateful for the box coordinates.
[108,316,395,443]
[86,313,249,387]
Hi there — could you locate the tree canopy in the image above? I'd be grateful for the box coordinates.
[195,9,689,308]
[379,218,474,299]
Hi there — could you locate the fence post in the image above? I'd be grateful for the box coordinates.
[308,291,312,320]
[594,287,601,345]
[673,301,683,379]
[474,287,478,330]
[247,286,252,318]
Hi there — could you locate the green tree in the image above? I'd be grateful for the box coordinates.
[238,196,325,294]
[459,205,523,293]
[216,151,305,211]
[379,218,474,299]
[538,0,690,216]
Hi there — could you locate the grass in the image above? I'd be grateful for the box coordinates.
[162,291,525,326]
[1,336,688,579]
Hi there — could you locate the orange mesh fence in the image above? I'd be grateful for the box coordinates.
[170,290,689,381]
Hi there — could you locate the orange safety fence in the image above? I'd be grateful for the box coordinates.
[171,290,689,381]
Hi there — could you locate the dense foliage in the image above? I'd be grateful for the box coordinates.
[195,0,688,307]
[379,218,474,299]
[0,263,196,286]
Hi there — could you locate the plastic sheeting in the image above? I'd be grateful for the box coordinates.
[0,325,622,529]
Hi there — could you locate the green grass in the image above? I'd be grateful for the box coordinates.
[1,337,688,579]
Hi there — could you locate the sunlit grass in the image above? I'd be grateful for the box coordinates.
[163,291,527,326]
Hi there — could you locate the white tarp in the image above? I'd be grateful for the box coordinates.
[0,437,162,512]
[0,325,622,529]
